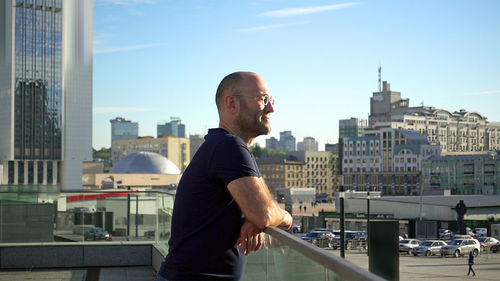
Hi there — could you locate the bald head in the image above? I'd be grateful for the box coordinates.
[215,71,257,113]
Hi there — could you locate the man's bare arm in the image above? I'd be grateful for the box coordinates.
[228,176,292,230]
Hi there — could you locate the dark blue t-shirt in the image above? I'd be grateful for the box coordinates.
[158,128,261,281]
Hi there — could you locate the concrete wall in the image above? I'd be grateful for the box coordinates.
[0,244,152,269]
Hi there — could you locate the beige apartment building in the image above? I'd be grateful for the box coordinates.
[287,151,339,199]
[369,81,500,154]
[112,136,189,172]
[257,155,306,195]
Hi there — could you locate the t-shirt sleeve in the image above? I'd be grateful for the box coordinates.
[211,137,260,185]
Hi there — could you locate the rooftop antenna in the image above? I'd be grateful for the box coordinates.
[378,64,382,92]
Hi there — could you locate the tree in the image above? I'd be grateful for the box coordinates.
[249,143,285,158]
[250,143,263,157]
[93,147,111,161]
[329,151,340,175]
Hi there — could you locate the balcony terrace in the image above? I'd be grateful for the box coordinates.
[0,188,383,281]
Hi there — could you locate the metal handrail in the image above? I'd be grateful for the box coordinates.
[264,227,385,281]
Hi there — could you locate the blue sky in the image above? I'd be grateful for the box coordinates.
[93,0,500,150]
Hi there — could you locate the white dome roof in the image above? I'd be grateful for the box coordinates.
[111,152,181,174]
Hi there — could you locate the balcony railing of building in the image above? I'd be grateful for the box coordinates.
[0,187,383,281]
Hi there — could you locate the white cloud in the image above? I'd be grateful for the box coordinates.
[237,21,309,32]
[94,107,156,114]
[94,42,167,54]
[260,2,360,18]
[463,90,500,96]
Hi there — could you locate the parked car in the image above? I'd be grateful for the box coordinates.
[450,234,473,240]
[144,230,155,239]
[490,243,500,253]
[439,229,452,239]
[399,239,421,254]
[411,240,447,256]
[477,237,499,251]
[474,228,487,237]
[353,231,367,240]
[301,231,336,248]
[84,227,112,241]
[330,230,366,250]
[310,228,333,233]
[440,239,480,257]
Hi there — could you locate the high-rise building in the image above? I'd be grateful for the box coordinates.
[297,137,319,152]
[0,0,93,189]
[325,143,339,152]
[339,118,368,138]
[110,117,139,143]
[189,134,204,160]
[279,131,296,151]
[265,137,280,149]
[157,117,185,138]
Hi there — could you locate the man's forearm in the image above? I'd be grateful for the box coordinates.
[228,176,292,230]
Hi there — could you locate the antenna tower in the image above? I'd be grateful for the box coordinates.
[378,65,382,92]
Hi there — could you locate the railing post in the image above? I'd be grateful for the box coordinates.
[135,194,139,238]
[127,186,130,241]
[367,189,370,256]
[340,192,345,258]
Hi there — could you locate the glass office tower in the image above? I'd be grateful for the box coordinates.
[0,0,93,190]
[110,117,139,143]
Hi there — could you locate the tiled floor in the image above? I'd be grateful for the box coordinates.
[0,267,156,281]
[99,267,156,281]
[0,269,86,281]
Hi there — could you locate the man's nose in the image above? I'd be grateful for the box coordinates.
[265,100,274,113]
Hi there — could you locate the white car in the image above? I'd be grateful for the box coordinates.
[474,228,487,237]
[477,237,499,251]
[399,239,421,254]
[440,239,480,257]
[411,240,447,256]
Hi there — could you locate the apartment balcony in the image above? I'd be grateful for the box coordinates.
[0,188,382,281]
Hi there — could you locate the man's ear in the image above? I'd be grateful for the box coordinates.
[224,95,239,115]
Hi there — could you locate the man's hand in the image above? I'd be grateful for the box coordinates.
[277,210,293,230]
[234,220,263,256]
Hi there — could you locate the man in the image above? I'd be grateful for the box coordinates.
[156,72,292,281]
[467,251,476,276]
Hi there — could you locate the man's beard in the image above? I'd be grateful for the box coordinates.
[236,100,271,138]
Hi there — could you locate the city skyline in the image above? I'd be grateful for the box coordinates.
[93,0,500,150]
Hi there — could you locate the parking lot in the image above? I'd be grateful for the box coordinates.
[326,249,500,280]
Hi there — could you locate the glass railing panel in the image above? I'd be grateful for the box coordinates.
[0,188,175,245]
[244,234,345,281]
[156,191,174,250]
[68,191,130,242]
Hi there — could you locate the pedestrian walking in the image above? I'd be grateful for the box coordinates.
[467,251,476,276]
